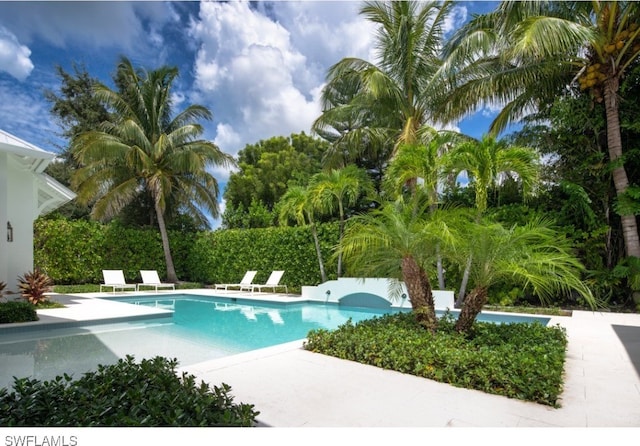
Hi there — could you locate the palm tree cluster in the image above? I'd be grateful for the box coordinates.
[311,0,612,331]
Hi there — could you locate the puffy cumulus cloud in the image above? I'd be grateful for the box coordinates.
[0,26,34,81]
[268,2,377,78]
[213,123,242,159]
[189,1,348,158]
[0,2,177,55]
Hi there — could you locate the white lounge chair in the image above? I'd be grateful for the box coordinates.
[241,270,288,294]
[214,270,257,290]
[137,270,175,292]
[100,270,137,294]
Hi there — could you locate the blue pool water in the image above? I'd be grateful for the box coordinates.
[0,295,549,388]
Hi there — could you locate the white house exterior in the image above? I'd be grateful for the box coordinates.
[0,129,76,292]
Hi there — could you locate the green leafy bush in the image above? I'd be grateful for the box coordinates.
[0,356,259,426]
[0,301,38,323]
[35,217,339,287]
[304,313,567,407]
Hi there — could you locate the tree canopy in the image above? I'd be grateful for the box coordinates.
[222,132,328,228]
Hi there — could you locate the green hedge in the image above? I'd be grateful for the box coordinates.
[186,224,338,286]
[0,301,38,323]
[0,356,259,426]
[34,218,339,287]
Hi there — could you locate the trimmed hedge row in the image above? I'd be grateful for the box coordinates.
[34,218,339,287]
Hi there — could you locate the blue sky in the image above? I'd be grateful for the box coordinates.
[0,0,500,227]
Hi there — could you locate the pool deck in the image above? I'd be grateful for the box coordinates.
[1,290,639,428]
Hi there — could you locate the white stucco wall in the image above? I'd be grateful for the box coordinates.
[3,155,38,292]
[1,130,75,293]
[301,277,455,310]
[0,152,8,292]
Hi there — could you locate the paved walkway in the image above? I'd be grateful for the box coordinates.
[2,292,639,428]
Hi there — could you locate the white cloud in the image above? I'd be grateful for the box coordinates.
[270,1,377,73]
[190,1,330,158]
[444,5,468,34]
[0,79,63,151]
[0,2,171,51]
[481,102,505,117]
[213,123,241,156]
[0,26,34,81]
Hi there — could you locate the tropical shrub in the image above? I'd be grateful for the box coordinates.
[0,301,38,323]
[0,356,259,426]
[304,312,567,406]
[17,268,54,305]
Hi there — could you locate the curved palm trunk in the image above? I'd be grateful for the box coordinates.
[603,76,640,258]
[402,255,437,332]
[154,201,178,283]
[337,203,345,278]
[455,255,473,308]
[310,221,327,283]
[457,210,482,307]
[455,285,488,333]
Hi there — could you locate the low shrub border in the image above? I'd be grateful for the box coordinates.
[0,356,259,426]
[0,301,38,323]
[304,312,568,407]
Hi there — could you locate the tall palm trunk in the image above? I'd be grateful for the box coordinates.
[455,286,488,333]
[154,200,178,283]
[310,221,327,283]
[401,255,437,332]
[337,202,345,278]
[603,76,640,258]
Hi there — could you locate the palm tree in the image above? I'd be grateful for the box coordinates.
[312,0,455,167]
[383,127,467,289]
[441,0,640,259]
[447,134,540,216]
[446,134,540,306]
[71,57,235,282]
[312,63,395,180]
[308,165,374,277]
[338,199,459,332]
[277,186,328,283]
[451,218,595,333]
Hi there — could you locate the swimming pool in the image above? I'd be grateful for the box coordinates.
[0,294,550,388]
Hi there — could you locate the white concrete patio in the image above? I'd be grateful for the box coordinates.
[1,291,638,428]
